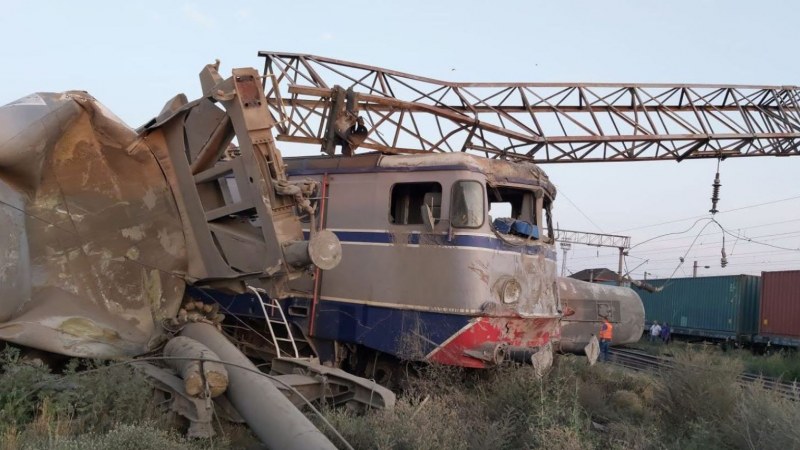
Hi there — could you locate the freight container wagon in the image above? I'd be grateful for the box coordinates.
[632,275,761,341]
[757,270,800,347]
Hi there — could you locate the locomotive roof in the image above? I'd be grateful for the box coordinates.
[285,152,557,198]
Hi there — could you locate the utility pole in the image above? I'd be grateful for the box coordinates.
[693,261,710,277]
[560,242,572,277]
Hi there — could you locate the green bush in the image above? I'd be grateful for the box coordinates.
[0,347,58,433]
[738,350,800,382]
[312,348,800,450]
[4,343,799,449]
[0,346,208,449]
[0,347,157,437]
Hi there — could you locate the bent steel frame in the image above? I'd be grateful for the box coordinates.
[259,51,800,163]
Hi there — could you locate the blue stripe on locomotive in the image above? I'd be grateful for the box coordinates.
[305,298,470,356]
[304,229,558,259]
[186,286,471,357]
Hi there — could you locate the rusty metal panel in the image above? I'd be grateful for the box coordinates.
[0,92,187,358]
[760,270,800,339]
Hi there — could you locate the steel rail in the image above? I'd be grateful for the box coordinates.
[608,348,800,401]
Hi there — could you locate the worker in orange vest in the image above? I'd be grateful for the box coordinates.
[598,315,613,362]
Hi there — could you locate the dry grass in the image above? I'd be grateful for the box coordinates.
[3,343,799,449]
[722,381,800,449]
[312,359,598,450]
[656,348,742,428]
[312,350,800,450]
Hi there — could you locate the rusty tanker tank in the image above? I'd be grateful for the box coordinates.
[0,91,189,357]
[0,62,345,359]
[556,277,645,352]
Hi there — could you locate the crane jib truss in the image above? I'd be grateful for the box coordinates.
[259,51,800,163]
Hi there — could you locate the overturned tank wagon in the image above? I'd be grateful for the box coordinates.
[0,90,188,358]
[557,277,645,352]
[0,62,343,358]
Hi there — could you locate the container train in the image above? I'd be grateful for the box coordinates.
[632,271,800,348]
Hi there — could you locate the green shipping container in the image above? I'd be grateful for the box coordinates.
[632,275,761,339]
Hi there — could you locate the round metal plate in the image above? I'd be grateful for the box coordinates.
[308,229,342,270]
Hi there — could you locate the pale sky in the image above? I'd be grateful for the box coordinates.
[2,0,799,279]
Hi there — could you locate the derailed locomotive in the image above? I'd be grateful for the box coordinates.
[291,152,561,369]
[198,151,564,374]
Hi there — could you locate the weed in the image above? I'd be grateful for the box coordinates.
[736,349,800,382]
[721,381,800,449]
[312,359,597,450]
[14,422,228,450]
[3,343,799,449]
[656,348,741,429]
[0,347,182,447]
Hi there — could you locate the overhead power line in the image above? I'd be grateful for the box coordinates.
[612,194,800,233]
[568,230,800,261]
[553,183,605,233]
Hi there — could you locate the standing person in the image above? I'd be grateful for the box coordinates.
[598,315,613,362]
[649,321,662,343]
[661,322,671,344]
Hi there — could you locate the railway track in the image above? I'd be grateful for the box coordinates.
[608,348,800,401]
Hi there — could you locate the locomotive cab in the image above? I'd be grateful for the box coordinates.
[282,152,561,370]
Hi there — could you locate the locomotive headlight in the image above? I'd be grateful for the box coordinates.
[501,278,522,304]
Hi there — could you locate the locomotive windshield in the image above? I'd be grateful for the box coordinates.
[489,185,552,241]
[450,180,484,228]
[489,187,534,222]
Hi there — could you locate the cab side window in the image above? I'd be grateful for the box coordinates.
[390,182,442,225]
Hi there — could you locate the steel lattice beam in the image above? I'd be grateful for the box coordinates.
[259,51,800,163]
[554,229,631,249]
